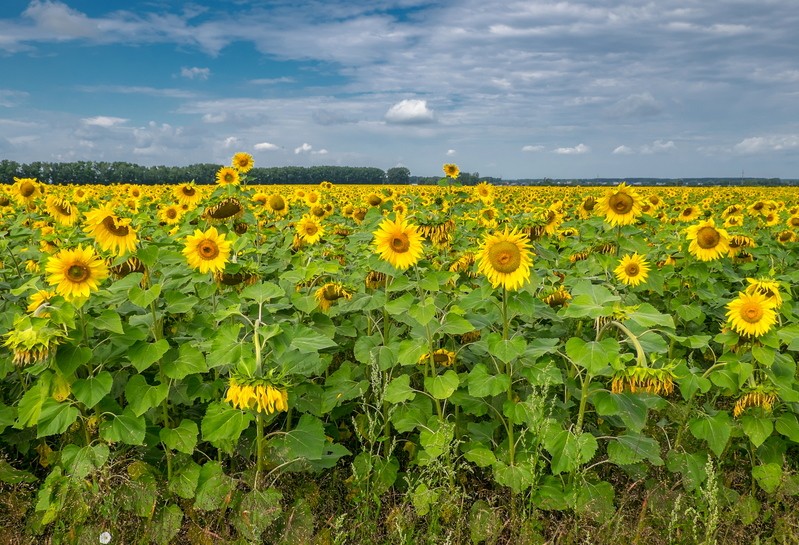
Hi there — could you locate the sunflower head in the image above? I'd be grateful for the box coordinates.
[726,291,778,338]
[183,226,232,274]
[215,166,240,186]
[610,365,676,397]
[419,348,457,368]
[231,152,254,173]
[443,163,460,179]
[685,218,730,261]
[45,245,109,301]
[204,198,245,223]
[3,315,68,366]
[373,216,425,270]
[225,377,289,414]
[477,227,533,291]
[314,282,353,312]
[596,183,643,226]
[733,386,778,418]
[614,253,650,287]
[541,286,572,308]
[296,215,325,245]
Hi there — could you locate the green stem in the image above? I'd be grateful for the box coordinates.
[255,411,264,490]
[501,286,515,465]
[575,371,593,435]
[598,320,648,367]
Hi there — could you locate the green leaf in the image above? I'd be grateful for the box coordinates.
[752,345,775,367]
[463,446,497,468]
[95,309,124,334]
[666,450,708,492]
[565,337,619,375]
[385,293,414,315]
[776,413,799,443]
[385,374,416,403]
[424,370,459,400]
[233,489,283,542]
[607,433,663,466]
[195,461,235,511]
[439,312,474,335]
[560,281,620,319]
[168,460,200,499]
[689,411,732,457]
[626,303,675,329]
[740,414,773,448]
[408,297,436,326]
[467,363,510,398]
[72,371,113,409]
[390,396,433,433]
[270,414,327,461]
[128,283,161,308]
[321,363,368,412]
[160,419,199,454]
[752,463,782,494]
[290,325,336,353]
[162,343,207,379]
[544,429,598,474]
[419,419,454,460]
[101,407,146,445]
[163,290,198,314]
[240,281,284,303]
[36,398,79,438]
[128,339,170,372]
[493,461,537,493]
[411,483,440,516]
[0,460,36,484]
[125,375,169,417]
[149,504,183,545]
[488,335,527,364]
[54,345,92,376]
[14,378,50,428]
[201,402,253,446]
[60,444,109,479]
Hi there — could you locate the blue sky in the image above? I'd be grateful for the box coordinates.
[0,0,798,179]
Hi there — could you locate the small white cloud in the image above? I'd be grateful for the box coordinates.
[314,148,329,155]
[554,143,590,155]
[613,145,633,155]
[385,99,435,124]
[222,136,239,149]
[641,140,676,154]
[608,92,662,117]
[254,142,279,151]
[294,142,313,154]
[250,77,295,85]
[734,135,799,154]
[82,116,127,128]
[180,67,210,80]
[522,145,545,152]
[446,149,456,156]
[202,113,226,123]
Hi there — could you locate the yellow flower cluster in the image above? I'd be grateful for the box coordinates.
[733,389,777,418]
[224,379,289,414]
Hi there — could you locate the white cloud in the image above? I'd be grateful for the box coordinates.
[294,142,313,154]
[522,145,545,152]
[314,148,328,155]
[640,140,676,154]
[250,77,295,85]
[222,136,239,148]
[202,113,226,123]
[608,92,662,118]
[734,135,799,154]
[82,116,128,128]
[254,142,279,151]
[554,143,590,155]
[612,145,633,155]
[446,149,456,156]
[0,89,28,107]
[180,66,210,80]
[385,99,435,124]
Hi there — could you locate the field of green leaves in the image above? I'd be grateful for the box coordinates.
[3,156,799,544]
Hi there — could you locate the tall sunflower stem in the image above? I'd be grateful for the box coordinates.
[501,286,515,466]
[598,320,648,368]
[575,371,593,436]
[255,411,264,490]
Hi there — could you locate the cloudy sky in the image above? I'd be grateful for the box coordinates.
[0,0,798,180]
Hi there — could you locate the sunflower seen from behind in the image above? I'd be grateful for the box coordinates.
[685,218,730,261]
[726,291,777,338]
[373,215,425,271]
[477,227,533,291]
[45,245,109,301]
[596,182,643,226]
[614,253,650,287]
[183,226,232,274]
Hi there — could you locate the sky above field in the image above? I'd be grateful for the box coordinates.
[0,0,797,180]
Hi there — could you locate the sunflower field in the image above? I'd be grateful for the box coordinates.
[3,155,799,544]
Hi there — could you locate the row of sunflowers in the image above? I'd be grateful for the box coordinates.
[2,153,799,540]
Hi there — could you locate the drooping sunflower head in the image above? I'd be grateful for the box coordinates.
[614,253,650,287]
[183,226,232,274]
[231,152,254,173]
[45,196,80,227]
[726,291,778,338]
[296,214,325,245]
[419,348,457,368]
[611,365,677,397]
[541,285,572,308]
[45,245,109,301]
[373,216,425,270]
[596,183,643,226]
[477,227,533,291]
[745,278,783,308]
[215,166,240,186]
[27,290,56,316]
[314,282,353,312]
[3,315,68,366]
[443,163,460,179]
[733,386,778,417]
[685,218,730,261]
[224,377,289,414]
[204,198,245,223]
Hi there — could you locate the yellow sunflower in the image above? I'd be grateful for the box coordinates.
[183,226,232,274]
[614,253,650,287]
[373,215,425,270]
[231,152,254,173]
[265,194,289,217]
[314,282,353,312]
[477,227,533,291]
[83,205,138,256]
[27,290,56,316]
[443,163,460,179]
[215,166,240,186]
[45,245,109,301]
[158,204,184,225]
[45,196,80,226]
[225,378,288,414]
[745,278,783,307]
[174,182,203,207]
[725,291,778,338]
[685,218,730,261]
[13,177,42,207]
[596,182,643,226]
[418,348,457,367]
[295,215,324,245]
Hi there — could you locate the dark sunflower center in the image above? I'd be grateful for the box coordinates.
[391,233,410,253]
[790,217,799,227]
[21,181,36,197]
[182,187,196,197]
[696,226,720,249]
[269,196,285,210]
[67,264,89,282]
[546,211,557,224]
[224,172,235,183]
[488,240,521,274]
[608,192,634,214]
[198,240,220,260]
[101,216,130,236]
[741,302,764,324]
[625,263,640,276]
[583,197,596,211]
[682,208,693,217]
[55,201,71,215]
[368,195,382,206]
[433,353,451,364]
[166,208,178,219]
[323,286,341,300]
[304,223,319,236]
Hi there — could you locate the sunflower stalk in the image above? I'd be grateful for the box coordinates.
[502,286,516,466]
[253,303,265,489]
[598,320,648,368]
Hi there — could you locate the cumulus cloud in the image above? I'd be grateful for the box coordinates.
[734,135,799,153]
[640,140,676,154]
[385,99,435,124]
[554,143,590,155]
[522,145,545,152]
[446,149,456,156]
[607,92,663,118]
[222,136,239,149]
[202,113,226,123]
[254,142,279,151]
[294,142,313,154]
[180,66,210,80]
[612,145,633,155]
[82,116,128,128]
